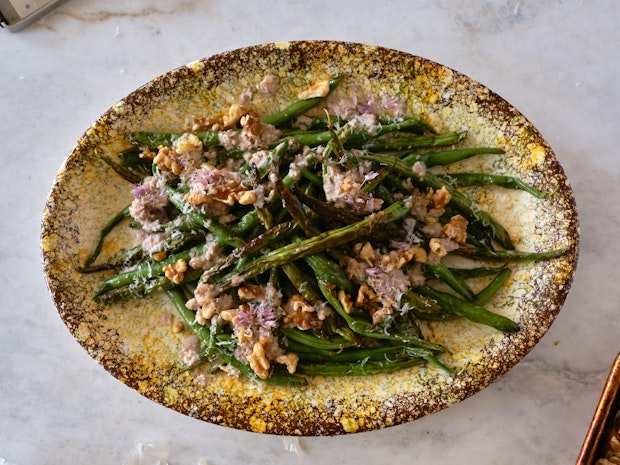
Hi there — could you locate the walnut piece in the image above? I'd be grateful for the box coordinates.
[297,79,330,100]
[240,111,263,142]
[432,186,452,208]
[354,241,376,266]
[175,133,202,154]
[284,295,322,330]
[338,290,354,314]
[237,284,265,300]
[151,251,167,262]
[443,214,468,244]
[219,309,237,323]
[247,341,271,379]
[276,353,299,374]
[236,190,257,205]
[163,259,187,284]
[356,284,377,305]
[153,146,182,175]
[139,148,156,159]
[370,307,392,325]
[222,103,247,128]
[428,237,459,258]
[184,192,213,206]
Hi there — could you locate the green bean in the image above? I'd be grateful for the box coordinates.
[401,290,457,322]
[418,285,519,332]
[425,262,476,301]
[83,204,131,267]
[101,155,146,184]
[455,245,568,261]
[300,167,323,187]
[117,148,152,171]
[279,261,324,305]
[280,327,354,351]
[422,354,455,375]
[261,76,342,127]
[375,183,397,205]
[322,316,372,347]
[283,202,357,293]
[362,131,467,152]
[96,242,208,296]
[474,268,511,306]
[166,287,214,352]
[293,344,432,363]
[304,252,355,292]
[230,210,260,236]
[441,172,550,198]
[404,147,504,167]
[448,266,506,279]
[279,338,355,358]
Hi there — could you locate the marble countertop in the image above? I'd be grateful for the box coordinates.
[1,1,618,464]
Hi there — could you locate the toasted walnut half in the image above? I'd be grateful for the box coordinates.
[237,284,265,300]
[443,214,468,244]
[284,294,322,330]
[247,340,271,379]
[175,133,202,154]
[153,146,182,175]
[163,259,187,284]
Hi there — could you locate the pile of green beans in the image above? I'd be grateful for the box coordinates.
[82,77,566,386]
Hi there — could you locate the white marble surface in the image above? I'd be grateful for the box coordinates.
[1,1,618,464]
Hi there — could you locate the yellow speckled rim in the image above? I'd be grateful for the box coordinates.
[41,41,579,436]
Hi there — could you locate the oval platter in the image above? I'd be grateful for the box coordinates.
[41,41,579,435]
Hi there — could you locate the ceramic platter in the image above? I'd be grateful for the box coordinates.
[41,41,579,435]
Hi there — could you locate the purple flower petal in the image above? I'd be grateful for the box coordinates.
[366,267,386,279]
[389,240,411,251]
[131,184,150,199]
[364,171,380,182]
[235,311,253,328]
[253,301,277,329]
